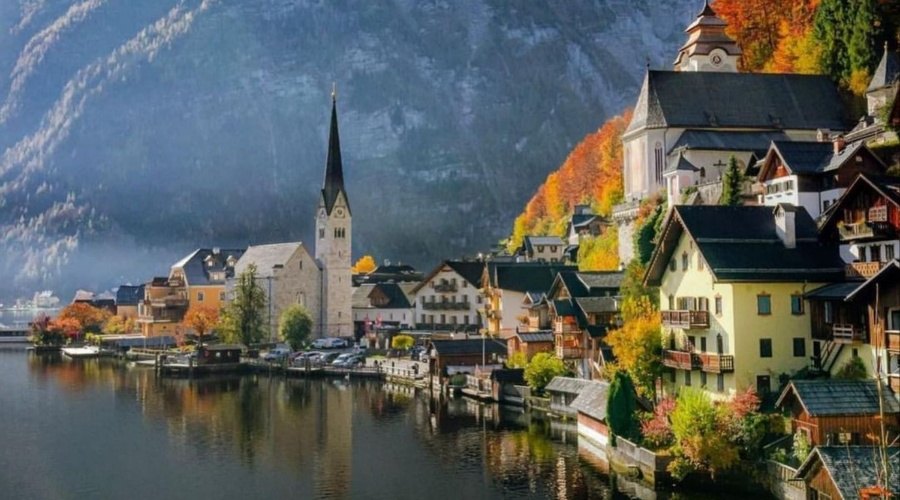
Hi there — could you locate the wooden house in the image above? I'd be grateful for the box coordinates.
[506,330,554,361]
[428,339,507,379]
[775,379,900,446]
[545,377,592,417]
[795,446,899,499]
[569,380,611,447]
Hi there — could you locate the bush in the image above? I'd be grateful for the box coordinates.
[391,334,414,351]
[835,356,867,380]
[523,353,567,394]
[449,374,467,387]
[792,430,811,464]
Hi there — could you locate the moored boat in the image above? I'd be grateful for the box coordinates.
[61,345,109,359]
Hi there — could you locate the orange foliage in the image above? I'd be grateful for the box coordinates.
[49,317,83,339]
[508,109,632,251]
[184,304,220,347]
[57,302,111,333]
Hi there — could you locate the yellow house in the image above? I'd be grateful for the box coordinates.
[138,248,244,337]
[644,205,845,400]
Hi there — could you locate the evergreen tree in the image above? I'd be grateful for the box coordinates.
[634,204,664,266]
[607,371,641,444]
[814,0,881,92]
[720,156,743,206]
[220,264,268,347]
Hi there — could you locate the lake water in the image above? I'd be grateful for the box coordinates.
[0,348,760,499]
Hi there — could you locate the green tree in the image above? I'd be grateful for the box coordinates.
[813,0,881,93]
[835,355,867,379]
[279,304,313,350]
[720,155,743,206]
[391,334,414,351]
[220,264,268,347]
[669,388,739,480]
[634,204,664,266]
[607,371,641,444]
[506,351,528,369]
[605,300,661,399]
[523,352,567,394]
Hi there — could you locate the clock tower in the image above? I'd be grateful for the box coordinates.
[315,89,353,338]
[673,1,741,73]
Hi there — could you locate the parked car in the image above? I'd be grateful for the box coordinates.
[330,353,354,367]
[333,355,363,368]
[311,337,348,349]
[317,352,341,364]
[291,350,323,366]
[263,347,292,362]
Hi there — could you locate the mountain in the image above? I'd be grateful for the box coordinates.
[0,0,696,299]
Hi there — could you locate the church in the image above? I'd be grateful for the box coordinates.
[232,90,353,339]
[613,1,849,264]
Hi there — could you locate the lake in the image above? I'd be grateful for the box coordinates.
[0,348,759,499]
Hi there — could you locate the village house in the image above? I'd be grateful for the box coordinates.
[428,339,507,380]
[570,379,611,447]
[352,282,415,339]
[563,205,606,262]
[545,376,592,417]
[411,260,484,333]
[516,236,566,263]
[482,261,576,338]
[137,248,244,337]
[231,242,322,341]
[794,446,899,500]
[757,139,886,219]
[776,379,899,447]
[644,205,845,400]
[114,284,144,323]
[614,1,849,263]
[505,330,554,361]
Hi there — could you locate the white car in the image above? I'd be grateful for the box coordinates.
[311,337,347,349]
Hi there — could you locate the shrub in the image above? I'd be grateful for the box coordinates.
[523,353,567,394]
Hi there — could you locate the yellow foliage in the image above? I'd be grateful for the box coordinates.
[577,227,619,271]
[352,255,377,274]
[605,302,661,398]
[846,68,872,96]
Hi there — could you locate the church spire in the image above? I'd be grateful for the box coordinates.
[322,87,348,215]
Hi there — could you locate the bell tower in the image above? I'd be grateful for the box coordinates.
[673,1,741,73]
[315,87,352,338]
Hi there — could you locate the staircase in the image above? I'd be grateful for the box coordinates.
[813,340,844,374]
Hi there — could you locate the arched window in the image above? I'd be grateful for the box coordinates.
[681,252,689,271]
[654,142,664,184]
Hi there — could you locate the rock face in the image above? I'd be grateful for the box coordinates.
[0,0,694,297]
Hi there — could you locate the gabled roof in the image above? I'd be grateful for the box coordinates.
[172,248,245,286]
[514,331,554,344]
[115,285,145,306]
[670,130,788,157]
[575,296,619,314]
[846,259,900,302]
[645,205,845,285]
[665,152,699,174]
[571,213,597,229]
[868,44,900,93]
[626,71,848,136]
[804,282,862,301]
[486,262,576,294]
[759,140,881,181]
[430,339,507,357]
[776,379,900,417]
[523,236,564,255]
[569,380,610,422]
[412,260,485,294]
[795,446,900,500]
[545,376,591,395]
[234,242,307,279]
[819,174,900,237]
[551,299,576,317]
[368,282,412,309]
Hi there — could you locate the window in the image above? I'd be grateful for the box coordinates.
[700,336,707,353]
[793,338,806,357]
[871,244,881,263]
[299,260,302,270]
[197,291,204,302]
[887,244,896,261]
[670,370,676,383]
[790,294,804,315]
[717,374,724,392]
[684,370,692,386]
[688,336,696,350]
[537,245,544,252]
[756,375,771,395]
[463,280,468,288]
[824,301,834,324]
[715,296,723,316]
[698,255,705,271]
[654,142,664,184]
[668,295,675,310]
[669,259,677,272]
[757,294,771,315]
[682,252,689,271]
[698,297,709,312]
[319,228,324,239]
[464,315,469,325]
[759,338,773,358]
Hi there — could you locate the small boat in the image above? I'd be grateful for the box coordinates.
[61,345,103,359]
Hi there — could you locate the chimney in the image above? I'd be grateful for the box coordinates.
[832,135,845,155]
[774,205,796,249]
[816,129,830,142]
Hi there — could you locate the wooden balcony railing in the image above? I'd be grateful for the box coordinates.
[845,261,883,279]
[147,294,188,308]
[839,221,874,240]
[662,350,697,370]
[422,301,470,311]
[888,375,900,394]
[695,352,735,373]
[887,330,900,352]
[661,310,709,329]
[434,283,458,293]
[833,324,866,344]
[868,205,888,223]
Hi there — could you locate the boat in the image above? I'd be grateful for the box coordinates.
[61,345,108,359]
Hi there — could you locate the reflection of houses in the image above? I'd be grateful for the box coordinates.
[352,282,415,338]
[138,248,244,337]
[482,262,576,338]
[506,331,554,361]
[232,242,322,340]
[544,270,623,379]
[775,379,900,446]
[757,140,885,219]
[412,260,484,332]
[115,285,144,323]
[517,236,565,263]
[545,377,592,417]
[645,205,845,399]
[794,446,899,500]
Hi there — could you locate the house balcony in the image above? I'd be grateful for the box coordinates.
[888,375,900,394]
[422,302,470,311]
[662,349,697,370]
[554,322,581,335]
[695,352,734,373]
[844,262,883,279]
[838,220,891,241]
[556,346,584,359]
[832,324,866,344]
[147,294,188,308]
[434,283,458,293]
[661,310,709,329]
[887,330,900,352]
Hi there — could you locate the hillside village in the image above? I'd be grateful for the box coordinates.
[26,3,900,498]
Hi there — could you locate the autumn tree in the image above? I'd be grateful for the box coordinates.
[506,351,528,369]
[720,155,743,206]
[220,264,268,347]
[605,296,661,399]
[668,388,739,480]
[523,352,568,394]
[184,304,220,350]
[576,227,619,271]
[57,302,111,334]
[352,255,377,274]
[103,315,135,335]
[279,304,313,350]
[391,334,414,351]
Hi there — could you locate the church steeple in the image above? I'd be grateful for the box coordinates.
[322,88,349,215]
[673,0,741,72]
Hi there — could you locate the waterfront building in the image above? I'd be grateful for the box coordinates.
[114,284,144,323]
[794,446,899,500]
[428,339,506,380]
[644,205,845,400]
[613,1,848,263]
[505,330,554,361]
[351,282,415,338]
[482,261,576,338]
[231,242,322,341]
[411,260,484,333]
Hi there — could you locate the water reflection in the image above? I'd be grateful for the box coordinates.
[13,352,723,499]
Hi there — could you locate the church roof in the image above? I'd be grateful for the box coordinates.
[234,242,307,278]
[626,71,848,135]
[665,152,699,174]
[670,130,789,156]
[322,94,349,215]
[867,43,899,93]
